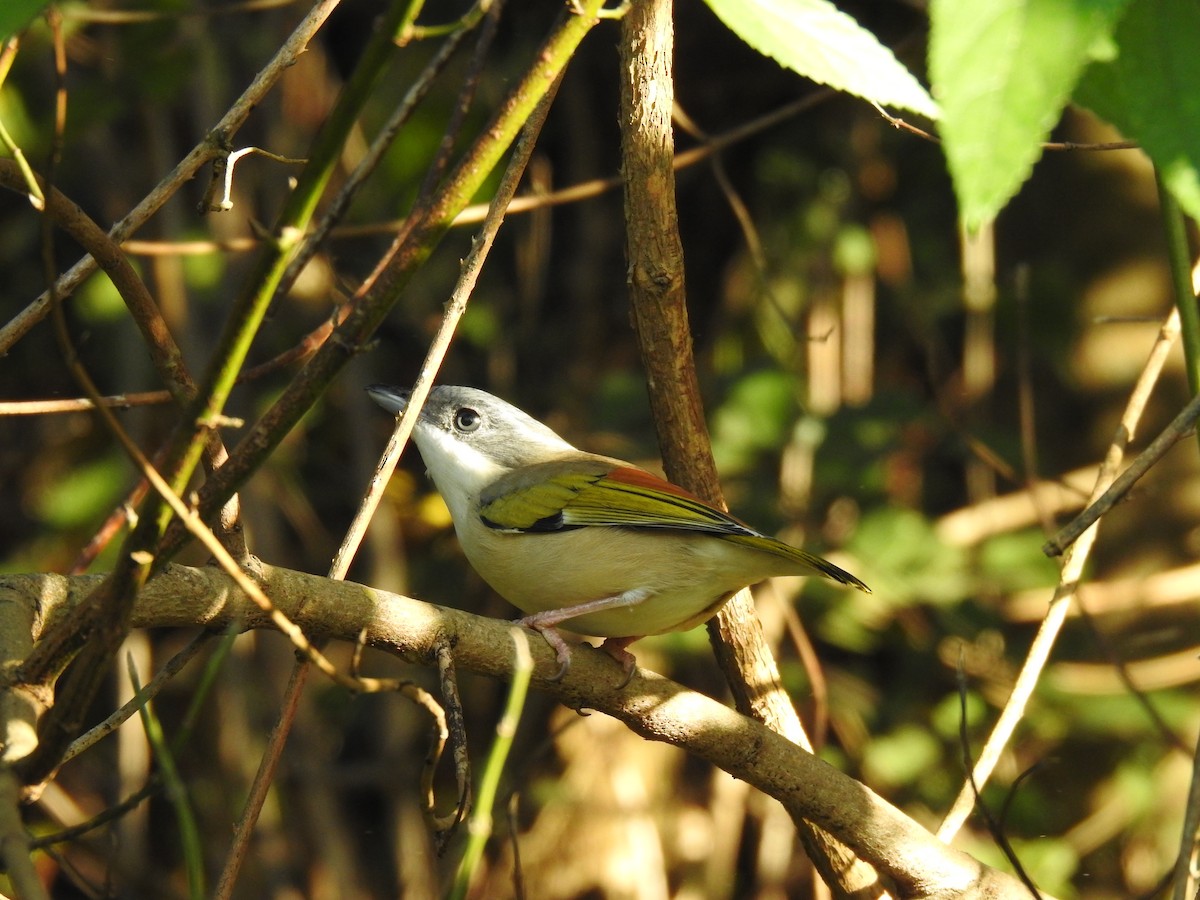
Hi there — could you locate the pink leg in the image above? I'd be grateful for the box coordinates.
[598,636,642,688]
[516,588,652,681]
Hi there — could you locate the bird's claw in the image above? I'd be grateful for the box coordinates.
[599,637,638,688]
[516,616,574,681]
[515,618,639,687]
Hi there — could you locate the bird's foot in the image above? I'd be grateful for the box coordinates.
[599,636,640,688]
[514,615,575,681]
[515,588,653,682]
[514,619,642,686]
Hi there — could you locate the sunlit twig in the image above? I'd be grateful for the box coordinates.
[938,307,1181,842]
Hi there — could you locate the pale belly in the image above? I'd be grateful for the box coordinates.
[456,522,792,638]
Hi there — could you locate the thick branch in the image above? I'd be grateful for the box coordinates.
[1,566,1044,900]
[616,1,882,894]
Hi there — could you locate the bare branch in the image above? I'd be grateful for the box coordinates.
[3,564,1053,900]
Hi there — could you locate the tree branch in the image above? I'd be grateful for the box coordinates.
[616,0,882,894]
[1,565,1048,900]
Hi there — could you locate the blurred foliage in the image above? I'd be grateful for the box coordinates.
[0,0,1197,897]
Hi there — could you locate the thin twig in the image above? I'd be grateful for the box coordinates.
[938,307,1181,842]
[1043,387,1200,556]
[507,793,526,900]
[1013,266,1055,535]
[0,395,243,422]
[1071,597,1191,754]
[872,102,1137,152]
[327,0,519,581]
[1171,730,1200,899]
[127,656,205,898]
[1156,171,1200,455]
[0,161,196,406]
[31,628,239,850]
[343,0,504,308]
[449,629,533,900]
[30,774,157,847]
[431,643,471,843]
[1003,269,1182,773]
[0,36,19,89]
[671,102,793,326]
[212,659,310,900]
[273,0,493,306]
[955,661,1044,899]
[117,91,834,259]
[60,632,213,765]
[62,0,299,24]
[0,82,45,207]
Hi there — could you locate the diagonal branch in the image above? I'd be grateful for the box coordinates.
[1,564,1052,900]
[939,307,1182,842]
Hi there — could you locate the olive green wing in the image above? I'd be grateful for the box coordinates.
[477,460,869,592]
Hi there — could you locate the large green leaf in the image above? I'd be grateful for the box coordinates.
[1075,0,1200,221]
[930,0,1131,229]
[703,0,939,119]
[0,0,50,42]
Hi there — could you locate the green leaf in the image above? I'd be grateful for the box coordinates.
[34,453,128,529]
[711,369,797,472]
[1075,0,1200,220]
[862,724,942,787]
[0,0,50,42]
[703,0,939,119]
[930,0,1131,229]
[848,506,969,606]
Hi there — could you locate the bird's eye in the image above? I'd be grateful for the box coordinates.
[454,407,482,433]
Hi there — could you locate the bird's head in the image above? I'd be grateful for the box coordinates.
[367,385,577,512]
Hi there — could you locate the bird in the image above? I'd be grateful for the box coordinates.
[367,384,869,683]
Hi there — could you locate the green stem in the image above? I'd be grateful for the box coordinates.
[406,0,491,40]
[130,658,205,899]
[1156,170,1200,455]
[0,118,45,206]
[449,630,533,900]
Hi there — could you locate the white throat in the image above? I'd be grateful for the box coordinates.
[413,426,507,523]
